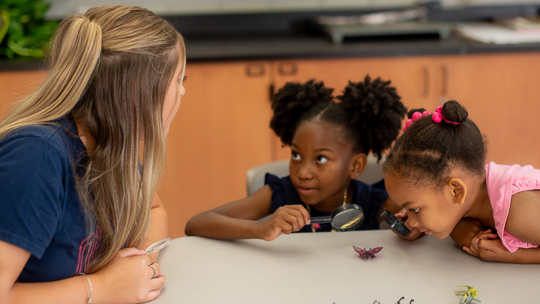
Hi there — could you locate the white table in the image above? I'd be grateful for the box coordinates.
[153,230,540,303]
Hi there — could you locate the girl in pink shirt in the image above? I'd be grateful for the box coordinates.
[383,100,540,263]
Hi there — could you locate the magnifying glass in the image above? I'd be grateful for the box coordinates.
[145,237,172,255]
[380,209,411,237]
[309,204,365,231]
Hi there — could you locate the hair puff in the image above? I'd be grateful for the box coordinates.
[270,79,333,145]
[442,100,468,124]
[337,75,407,161]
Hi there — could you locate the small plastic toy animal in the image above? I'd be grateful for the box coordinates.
[353,246,383,259]
[456,285,481,304]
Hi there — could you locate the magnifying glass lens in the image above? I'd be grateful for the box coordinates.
[332,209,364,231]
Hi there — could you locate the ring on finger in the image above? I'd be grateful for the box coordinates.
[149,263,157,279]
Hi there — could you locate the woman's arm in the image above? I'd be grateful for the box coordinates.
[3,239,164,304]
[138,195,168,263]
[185,185,310,241]
[1,240,91,304]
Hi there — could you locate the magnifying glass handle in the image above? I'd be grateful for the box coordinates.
[310,216,332,224]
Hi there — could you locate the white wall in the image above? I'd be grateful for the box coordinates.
[46,0,540,19]
[46,0,432,18]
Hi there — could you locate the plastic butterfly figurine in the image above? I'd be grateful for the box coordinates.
[353,246,383,259]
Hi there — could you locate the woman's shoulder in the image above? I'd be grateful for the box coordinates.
[0,118,81,159]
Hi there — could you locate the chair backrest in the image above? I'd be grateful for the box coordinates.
[246,154,385,196]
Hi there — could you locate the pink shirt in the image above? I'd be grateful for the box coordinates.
[485,162,540,252]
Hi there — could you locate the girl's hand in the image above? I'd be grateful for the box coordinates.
[462,229,499,257]
[475,238,514,262]
[258,205,310,241]
[90,247,166,304]
[393,209,423,241]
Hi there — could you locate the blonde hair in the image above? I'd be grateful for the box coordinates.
[0,5,185,273]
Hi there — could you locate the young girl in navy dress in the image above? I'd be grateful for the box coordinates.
[186,76,406,240]
[384,100,540,263]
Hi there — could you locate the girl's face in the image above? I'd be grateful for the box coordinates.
[163,56,186,135]
[384,171,464,239]
[289,120,358,212]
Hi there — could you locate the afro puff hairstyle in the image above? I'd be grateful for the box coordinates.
[269,76,407,161]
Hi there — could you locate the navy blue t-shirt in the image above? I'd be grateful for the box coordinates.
[0,117,100,282]
[265,173,388,232]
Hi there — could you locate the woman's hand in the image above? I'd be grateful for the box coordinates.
[257,205,310,241]
[393,209,424,241]
[91,247,166,304]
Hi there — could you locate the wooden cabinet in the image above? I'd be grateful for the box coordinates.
[433,53,540,168]
[0,70,48,119]
[2,52,540,238]
[159,61,276,237]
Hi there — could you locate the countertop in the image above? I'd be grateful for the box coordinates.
[3,32,540,71]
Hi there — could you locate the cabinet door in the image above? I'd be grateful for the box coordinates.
[0,71,48,119]
[271,57,439,159]
[435,53,540,168]
[159,61,274,238]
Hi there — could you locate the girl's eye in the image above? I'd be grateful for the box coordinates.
[316,156,328,164]
[178,76,187,84]
[291,152,301,161]
[409,207,420,214]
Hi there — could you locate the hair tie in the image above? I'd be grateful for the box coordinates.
[443,118,460,125]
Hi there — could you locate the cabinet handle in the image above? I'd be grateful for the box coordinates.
[423,66,429,97]
[246,63,266,77]
[441,64,448,97]
[278,62,297,76]
[269,83,275,101]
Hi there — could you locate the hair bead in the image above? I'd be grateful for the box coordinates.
[432,112,443,123]
[412,112,422,122]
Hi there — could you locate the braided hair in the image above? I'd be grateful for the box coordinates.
[383,100,487,188]
[270,76,407,161]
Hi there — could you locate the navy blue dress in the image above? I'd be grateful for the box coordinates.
[265,173,388,232]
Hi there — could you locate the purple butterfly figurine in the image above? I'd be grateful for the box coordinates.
[353,246,383,259]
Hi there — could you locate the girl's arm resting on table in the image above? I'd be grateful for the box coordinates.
[185,185,310,241]
[450,217,487,249]
[473,190,540,264]
[2,240,164,304]
[137,195,168,263]
[474,239,540,263]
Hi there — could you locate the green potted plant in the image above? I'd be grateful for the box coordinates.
[0,0,58,59]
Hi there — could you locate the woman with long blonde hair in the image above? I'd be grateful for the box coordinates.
[0,5,185,303]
